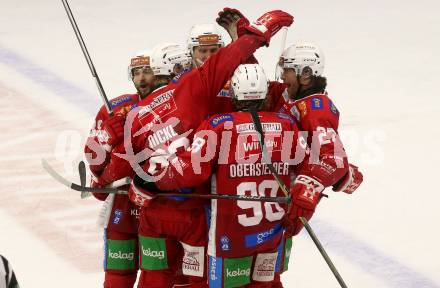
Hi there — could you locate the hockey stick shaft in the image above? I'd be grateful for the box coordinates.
[249,109,290,197]
[299,217,348,288]
[249,112,346,286]
[278,27,288,57]
[42,159,290,203]
[274,27,288,80]
[156,193,291,203]
[61,0,113,116]
[78,161,91,199]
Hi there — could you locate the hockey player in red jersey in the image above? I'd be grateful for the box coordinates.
[185,23,235,113]
[266,43,364,286]
[123,11,294,288]
[133,64,332,287]
[85,46,193,288]
[83,50,153,288]
[271,43,363,231]
[187,23,224,69]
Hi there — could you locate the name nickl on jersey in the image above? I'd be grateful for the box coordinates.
[236,123,282,134]
[138,89,175,117]
[229,162,289,178]
[148,125,178,148]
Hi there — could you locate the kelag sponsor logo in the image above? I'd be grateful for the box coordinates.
[141,247,165,260]
[106,239,136,270]
[130,208,140,217]
[108,249,134,260]
[224,256,252,287]
[226,267,250,278]
[245,224,282,248]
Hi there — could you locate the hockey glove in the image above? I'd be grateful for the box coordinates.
[245,10,294,46]
[90,173,109,201]
[100,114,125,149]
[285,175,324,237]
[216,7,250,40]
[128,174,161,207]
[333,163,363,194]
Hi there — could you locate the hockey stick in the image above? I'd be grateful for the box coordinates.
[78,161,91,199]
[42,158,127,194]
[41,159,290,203]
[300,217,348,288]
[274,27,288,80]
[249,108,290,197]
[61,0,113,116]
[249,110,345,288]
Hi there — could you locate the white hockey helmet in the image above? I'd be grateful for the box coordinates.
[279,42,325,76]
[127,49,151,80]
[231,64,269,101]
[150,43,192,76]
[187,23,224,56]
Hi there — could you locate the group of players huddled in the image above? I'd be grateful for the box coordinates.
[84,7,363,288]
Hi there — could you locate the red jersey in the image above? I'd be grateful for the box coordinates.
[269,82,349,186]
[84,93,141,234]
[154,112,305,258]
[85,93,140,179]
[127,35,265,210]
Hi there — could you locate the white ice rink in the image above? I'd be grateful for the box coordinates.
[1,0,440,287]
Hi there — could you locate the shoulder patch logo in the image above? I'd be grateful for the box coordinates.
[297,101,307,118]
[311,97,323,110]
[282,88,289,101]
[217,80,231,97]
[330,101,339,115]
[210,114,233,127]
[289,106,300,121]
[277,112,295,124]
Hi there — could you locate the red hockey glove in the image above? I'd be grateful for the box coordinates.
[245,10,294,46]
[128,181,153,207]
[100,114,125,149]
[332,163,363,194]
[216,7,250,40]
[128,175,161,207]
[89,144,133,201]
[285,175,324,237]
[90,174,109,201]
